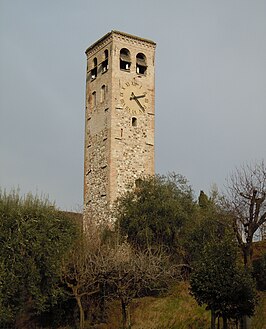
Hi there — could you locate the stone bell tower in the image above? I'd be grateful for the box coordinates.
[84,30,156,224]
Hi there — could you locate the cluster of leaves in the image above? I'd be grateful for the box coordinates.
[190,237,257,322]
[252,253,266,291]
[187,191,258,327]
[114,173,262,327]
[114,173,196,256]
[0,189,78,327]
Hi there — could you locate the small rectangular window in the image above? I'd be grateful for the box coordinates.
[101,85,106,102]
[92,91,96,107]
[132,117,137,127]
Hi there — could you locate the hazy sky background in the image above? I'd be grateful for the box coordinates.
[1,0,265,211]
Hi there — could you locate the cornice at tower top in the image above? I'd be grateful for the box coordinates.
[85,30,156,55]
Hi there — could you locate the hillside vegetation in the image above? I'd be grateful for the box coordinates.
[93,282,266,329]
[1,164,266,329]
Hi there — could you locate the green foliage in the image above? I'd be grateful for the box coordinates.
[190,230,257,321]
[252,291,266,329]
[198,190,211,209]
[252,253,266,291]
[0,189,77,326]
[114,173,195,255]
[83,284,266,329]
[182,190,231,266]
[186,193,257,322]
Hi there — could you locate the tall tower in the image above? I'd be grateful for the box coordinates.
[84,31,156,223]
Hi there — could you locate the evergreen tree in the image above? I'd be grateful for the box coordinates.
[114,173,195,257]
[0,189,77,326]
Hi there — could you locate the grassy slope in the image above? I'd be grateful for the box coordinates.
[130,282,210,329]
[93,282,266,329]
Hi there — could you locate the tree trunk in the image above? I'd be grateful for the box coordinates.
[121,299,131,329]
[76,295,85,329]
[121,299,127,329]
[241,316,251,329]
[211,309,216,329]
[222,315,228,329]
[243,244,252,268]
[99,283,107,322]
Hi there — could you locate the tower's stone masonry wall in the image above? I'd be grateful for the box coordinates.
[84,31,156,224]
[84,35,112,223]
[113,110,154,198]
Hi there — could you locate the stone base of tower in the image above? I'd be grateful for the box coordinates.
[83,200,113,228]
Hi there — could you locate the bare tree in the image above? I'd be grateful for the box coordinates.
[225,160,266,267]
[260,222,266,240]
[107,243,179,329]
[61,225,179,329]
[60,224,110,329]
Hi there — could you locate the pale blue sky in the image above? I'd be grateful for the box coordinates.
[1,0,266,210]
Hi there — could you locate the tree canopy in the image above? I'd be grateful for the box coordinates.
[0,189,77,326]
[188,193,257,328]
[114,173,196,255]
[190,236,257,325]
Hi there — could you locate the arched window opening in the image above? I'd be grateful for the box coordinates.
[120,48,131,71]
[91,57,98,80]
[92,91,96,108]
[135,178,143,188]
[132,117,137,127]
[136,53,147,75]
[102,49,109,73]
[101,85,106,103]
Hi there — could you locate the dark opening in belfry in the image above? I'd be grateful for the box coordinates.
[120,48,131,71]
[136,53,147,75]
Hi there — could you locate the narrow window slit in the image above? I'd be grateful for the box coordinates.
[132,117,137,127]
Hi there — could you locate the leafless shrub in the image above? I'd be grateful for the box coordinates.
[225,160,266,266]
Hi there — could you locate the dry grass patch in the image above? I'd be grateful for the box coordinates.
[130,282,210,329]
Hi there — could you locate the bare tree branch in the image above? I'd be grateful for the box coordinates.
[225,160,266,267]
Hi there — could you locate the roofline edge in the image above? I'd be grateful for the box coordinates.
[85,30,156,55]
